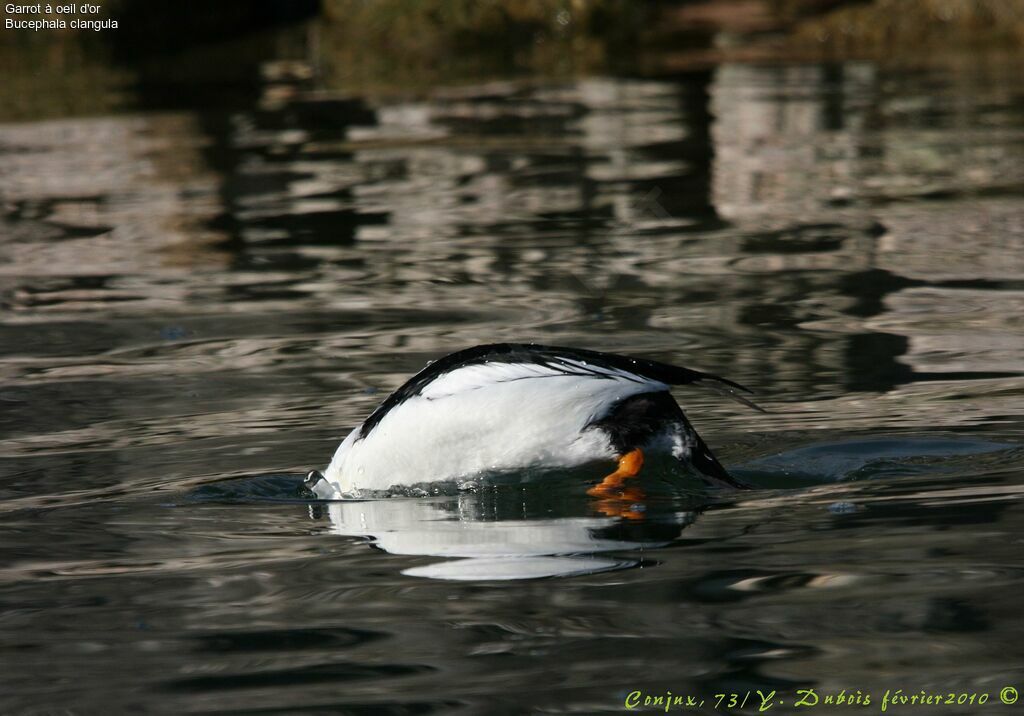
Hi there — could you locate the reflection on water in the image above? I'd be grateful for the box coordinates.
[2,56,1024,712]
[318,488,697,580]
[307,436,1010,580]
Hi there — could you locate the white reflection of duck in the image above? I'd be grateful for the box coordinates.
[318,494,700,580]
[308,344,759,498]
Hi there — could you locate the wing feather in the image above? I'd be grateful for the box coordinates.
[357,343,758,440]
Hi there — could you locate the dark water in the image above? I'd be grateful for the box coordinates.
[2,59,1024,714]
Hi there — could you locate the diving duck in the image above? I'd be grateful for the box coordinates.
[308,343,758,498]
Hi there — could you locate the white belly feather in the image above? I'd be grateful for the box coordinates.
[320,366,669,495]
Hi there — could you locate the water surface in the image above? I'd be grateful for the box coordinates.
[1,58,1023,713]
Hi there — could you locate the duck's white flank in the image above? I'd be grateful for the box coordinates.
[317,358,669,496]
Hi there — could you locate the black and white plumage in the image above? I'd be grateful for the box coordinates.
[312,343,757,497]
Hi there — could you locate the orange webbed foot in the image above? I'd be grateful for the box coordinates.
[586,448,644,497]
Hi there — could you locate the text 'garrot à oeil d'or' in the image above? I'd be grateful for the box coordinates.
[5,3,117,31]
